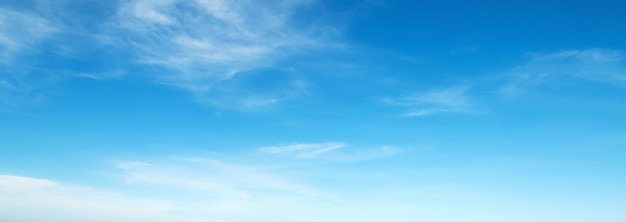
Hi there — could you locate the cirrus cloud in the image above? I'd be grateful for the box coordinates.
[0,0,345,109]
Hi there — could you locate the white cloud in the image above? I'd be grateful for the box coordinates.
[259,142,403,162]
[1,143,404,221]
[0,8,57,59]
[0,0,343,109]
[105,0,338,109]
[7,150,586,222]
[501,49,626,95]
[0,173,439,222]
[383,86,472,117]
[0,149,433,222]
[259,142,347,159]
[1,151,439,222]
[0,157,321,222]
[0,174,57,190]
[0,174,195,222]
[0,7,59,105]
[115,158,318,196]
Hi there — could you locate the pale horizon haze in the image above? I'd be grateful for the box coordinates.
[1,0,626,221]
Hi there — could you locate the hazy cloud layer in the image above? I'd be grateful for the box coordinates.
[0,151,405,222]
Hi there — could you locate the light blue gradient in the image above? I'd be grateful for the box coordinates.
[1,0,625,221]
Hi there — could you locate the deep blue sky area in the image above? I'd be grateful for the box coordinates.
[1,1,626,221]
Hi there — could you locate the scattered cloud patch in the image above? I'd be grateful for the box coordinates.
[259,142,347,159]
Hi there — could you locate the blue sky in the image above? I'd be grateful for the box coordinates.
[1,0,626,221]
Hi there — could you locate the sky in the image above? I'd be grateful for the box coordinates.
[1,0,626,221]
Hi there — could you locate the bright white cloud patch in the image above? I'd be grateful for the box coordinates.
[259,142,347,159]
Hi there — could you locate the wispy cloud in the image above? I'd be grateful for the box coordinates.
[0,170,445,222]
[0,150,421,221]
[104,0,340,109]
[259,142,403,162]
[383,86,472,117]
[259,142,347,159]
[116,158,317,196]
[0,7,59,106]
[0,1,131,107]
[0,148,502,222]
[0,174,192,222]
[0,156,321,221]
[0,0,344,109]
[0,8,57,60]
[500,49,626,95]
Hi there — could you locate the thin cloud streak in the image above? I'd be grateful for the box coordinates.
[500,49,626,95]
[383,86,472,117]
[259,142,347,159]
[259,142,403,162]
[381,49,626,116]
